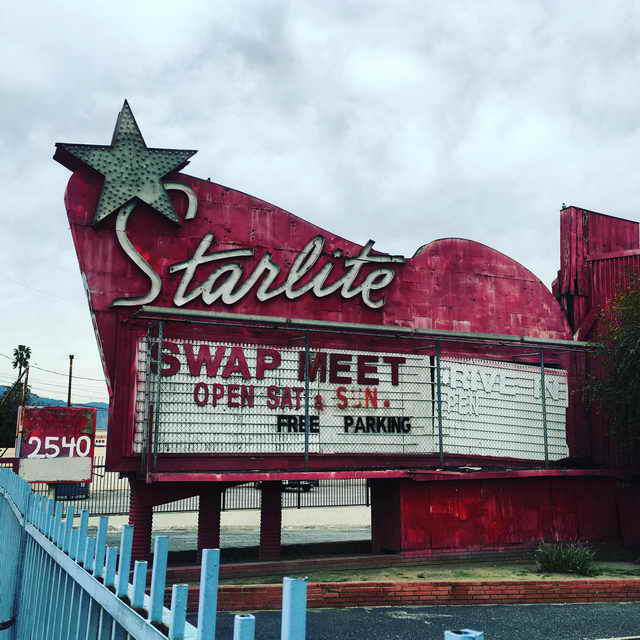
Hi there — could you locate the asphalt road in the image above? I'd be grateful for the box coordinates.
[189,603,640,640]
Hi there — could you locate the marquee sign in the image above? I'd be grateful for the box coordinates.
[54,102,574,473]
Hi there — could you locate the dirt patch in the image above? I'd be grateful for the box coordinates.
[218,561,640,585]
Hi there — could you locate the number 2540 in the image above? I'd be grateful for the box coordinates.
[26,436,92,458]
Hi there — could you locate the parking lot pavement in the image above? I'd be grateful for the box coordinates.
[188,603,640,640]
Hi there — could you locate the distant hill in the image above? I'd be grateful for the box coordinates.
[0,386,108,431]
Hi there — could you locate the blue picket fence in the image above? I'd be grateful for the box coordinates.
[0,469,307,640]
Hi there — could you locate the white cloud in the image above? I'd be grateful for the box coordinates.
[1,0,639,401]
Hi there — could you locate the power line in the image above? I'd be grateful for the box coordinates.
[4,275,77,304]
[0,370,106,391]
[0,353,107,382]
[0,370,107,393]
[0,366,103,386]
[0,375,107,402]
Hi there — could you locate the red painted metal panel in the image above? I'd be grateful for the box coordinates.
[396,475,625,553]
[575,477,620,541]
[501,478,553,543]
[586,212,639,256]
[549,477,579,540]
[617,481,640,546]
[556,206,639,332]
[426,482,481,549]
[399,481,431,550]
[590,255,640,311]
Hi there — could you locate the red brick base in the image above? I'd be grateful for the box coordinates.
[175,579,640,612]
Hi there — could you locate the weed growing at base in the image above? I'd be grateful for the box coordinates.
[535,541,597,576]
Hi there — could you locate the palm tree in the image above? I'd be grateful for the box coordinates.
[12,345,31,380]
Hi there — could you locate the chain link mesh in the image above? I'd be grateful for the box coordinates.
[440,357,568,461]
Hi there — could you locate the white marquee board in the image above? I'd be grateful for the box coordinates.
[133,340,568,461]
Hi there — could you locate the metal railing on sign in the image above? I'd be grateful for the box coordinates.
[0,468,308,640]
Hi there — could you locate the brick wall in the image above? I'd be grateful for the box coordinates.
[169,579,640,612]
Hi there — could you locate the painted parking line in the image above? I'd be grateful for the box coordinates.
[593,636,640,639]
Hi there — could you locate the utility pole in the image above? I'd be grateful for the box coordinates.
[20,366,29,406]
[67,354,74,407]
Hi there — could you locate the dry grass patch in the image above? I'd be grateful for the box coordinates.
[218,561,640,585]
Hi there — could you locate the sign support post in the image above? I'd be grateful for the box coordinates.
[303,334,311,464]
[435,341,444,465]
[540,349,549,467]
[153,321,164,470]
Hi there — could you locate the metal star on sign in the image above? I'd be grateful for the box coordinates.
[54,101,197,225]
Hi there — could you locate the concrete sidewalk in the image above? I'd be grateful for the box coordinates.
[99,505,372,551]
[95,504,370,529]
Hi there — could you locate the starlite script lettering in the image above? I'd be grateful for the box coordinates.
[111,183,405,309]
[168,234,404,310]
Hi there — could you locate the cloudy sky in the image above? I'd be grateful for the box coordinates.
[1,1,639,403]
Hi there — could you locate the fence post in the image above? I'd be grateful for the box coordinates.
[281,577,307,640]
[150,535,169,624]
[233,614,255,640]
[540,349,549,466]
[104,546,119,587]
[196,548,220,640]
[116,524,133,597]
[168,584,189,640]
[131,560,147,610]
[435,341,444,465]
[93,515,108,579]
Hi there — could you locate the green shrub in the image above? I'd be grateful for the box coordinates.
[535,541,597,576]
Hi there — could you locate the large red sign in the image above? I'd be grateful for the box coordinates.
[54,103,573,474]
